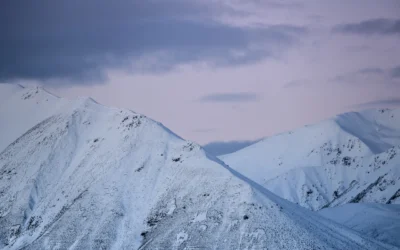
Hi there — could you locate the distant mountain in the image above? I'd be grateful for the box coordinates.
[202,140,260,156]
[221,109,400,210]
[0,84,388,249]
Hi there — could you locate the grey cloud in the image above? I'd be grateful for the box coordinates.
[345,45,371,52]
[202,140,260,156]
[356,67,384,75]
[284,79,309,88]
[245,0,303,9]
[333,18,400,35]
[308,15,324,23]
[331,74,352,83]
[0,0,306,83]
[331,67,386,83]
[266,2,303,9]
[333,66,400,84]
[354,98,400,108]
[390,66,400,79]
[199,93,260,103]
[268,25,307,35]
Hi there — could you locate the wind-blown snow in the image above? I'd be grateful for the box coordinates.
[0,84,392,249]
[221,109,400,210]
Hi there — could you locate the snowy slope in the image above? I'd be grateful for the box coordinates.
[0,85,64,153]
[319,203,400,248]
[221,109,400,210]
[0,84,392,249]
[264,147,400,210]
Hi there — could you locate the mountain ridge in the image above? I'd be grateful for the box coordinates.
[221,108,400,211]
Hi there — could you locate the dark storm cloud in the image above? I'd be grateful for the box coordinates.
[202,140,260,156]
[390,66,400,79]
[0,0,306,83]
[199,93,260,103]
[333,18,400,35]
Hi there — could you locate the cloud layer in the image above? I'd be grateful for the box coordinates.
[333,18,400,35]
[0,0,306,82]
[354,98,400,108]
[390,66,400,79]
[199,93,259,103]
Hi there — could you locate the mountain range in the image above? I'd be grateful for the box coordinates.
[0,84,398,249]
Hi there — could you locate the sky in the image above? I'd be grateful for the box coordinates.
[1,0,400,154]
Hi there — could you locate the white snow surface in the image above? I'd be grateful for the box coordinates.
[319,203,400,248]
[0,84,393,249]
[221,108,400,211]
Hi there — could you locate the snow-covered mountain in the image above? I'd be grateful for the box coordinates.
[0,84,391,249]
[221,109,400,211]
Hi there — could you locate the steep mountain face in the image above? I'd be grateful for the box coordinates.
[221,109,400,210]
[0,85,390,249]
